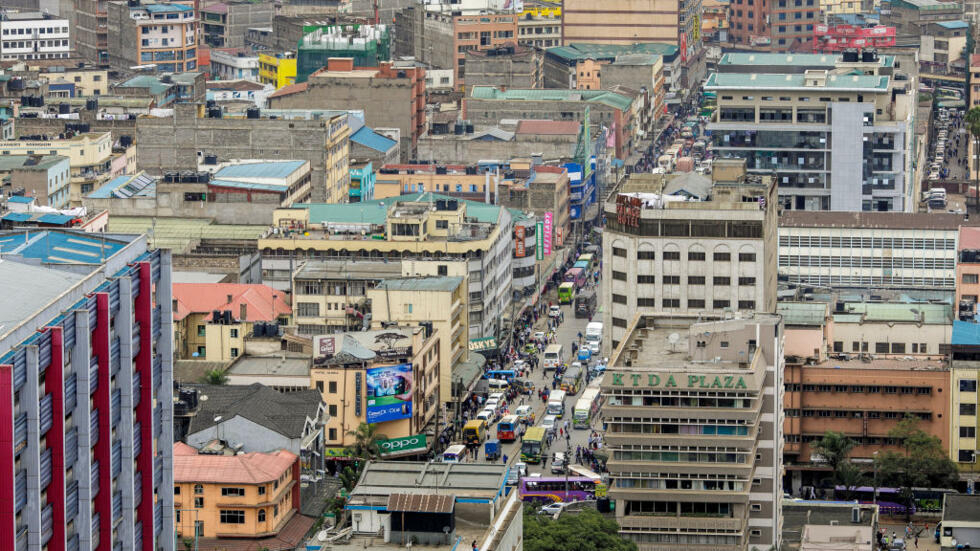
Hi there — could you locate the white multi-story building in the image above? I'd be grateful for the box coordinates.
[602,161,779,352]
[0,11,70,61]
[209,49,260,81]
[779,211,970,291]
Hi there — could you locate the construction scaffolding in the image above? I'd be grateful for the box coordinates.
[296,24,391,82]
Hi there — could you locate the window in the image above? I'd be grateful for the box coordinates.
[751,529,763,537]
[739,252,756,262]
[713,252,731,261]
[195,497,204,508]
[612,294,627,305]
[329,404,338,416]
[961,426,977,438]
[663,251,681,260]
[436,220,448,229]
[297,302,319,317]
[738,277,756,286]
[961,379,978,392]
[961,403,977,416]
[194,484,204,494]
[612,271,627,281]
[688,299,705,308]
[230,348,239,358]
[220,510,246,524]
[833,341,844,352]
[738,300,756,310]
[875,342,889,354]
[637,275,655,284]
[221,487,245,497]
[437,265,448,276]
[713,277,731,286]
[688,251,706,261]
[229,328,238,338]
[328,381,337,394]
[662,299,680,308]
[316,381,324,392]
[688,276,705,285]
[637,250,655,260]
[713,300,731,309]
[174,486,181,495]
[750,503,762,512]
[959,450,976,462]
[663,276,680,284]
[197,325,206,337]
[258,510,266,522]
[637,298,656,307]
[612,247,627,257]
[329,428,338,440]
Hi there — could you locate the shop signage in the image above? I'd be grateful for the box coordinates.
[610,372,747,389]
[380,434,427,456]
[535,221,544,260]
[543,212,553,256]
[515,225,526,258]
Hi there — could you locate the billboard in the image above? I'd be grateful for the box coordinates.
[365,363,413,424]
[535,221,544,260]
[543,212,553,256]
[515,225,526,258]
[380,434,427,456]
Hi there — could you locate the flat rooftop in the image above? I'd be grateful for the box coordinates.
[943,494,980,522]
[227,354,311,377]
[780,211,975,230]
[705,72,889,91]
[349,461,508,500]
[293,259,402,281]
[782,501,877,551]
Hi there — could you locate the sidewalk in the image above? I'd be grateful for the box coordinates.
[878,520,939,551]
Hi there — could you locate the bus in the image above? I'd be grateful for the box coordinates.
[557,282,576,305]
[564,267,587,289]
[574,290,596,318]
[543,344,563,371]
[521,426,546,463]
[546,389,567,417]
[832,486,914,515]
[443,444,468,463]
[573,260,589,270]
[573,388,602,429]
[463,419,487,446]
[497,415,519,442]
[520,476,598,503]
[577,254,596,270]
[560,366,583,394]
[484,369,517,382]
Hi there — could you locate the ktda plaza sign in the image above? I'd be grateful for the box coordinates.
[610,372,748,390]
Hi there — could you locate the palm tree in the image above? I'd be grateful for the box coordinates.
[344,422,388,461]
[965,107,980,211]
[202,368,227,385]
[812,431,856,487]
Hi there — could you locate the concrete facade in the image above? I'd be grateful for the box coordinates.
[416,124,579,165]
[201,0,274,49]
[0,12,70,61]
[464,46,541,90]
[106,2,198,73]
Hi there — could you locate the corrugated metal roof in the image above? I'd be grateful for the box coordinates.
[300,192,507,226]
[6,196,34,204]
[37,213,73,225]
[215,160,307,180]
[173,444,297,484]
[144,3,192,12]
[469,86,635,111]
[387,494,455,513]
[3,212,33,222]
[350,126,398,153]
[375,276,463,292]
[777,302,828,326]
[936,20,969,28]
[209,179,288,192]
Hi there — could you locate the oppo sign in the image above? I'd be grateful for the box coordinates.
[379,434,427,456]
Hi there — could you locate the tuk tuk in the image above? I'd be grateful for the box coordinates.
[524,343,538,355]
[485,439,501,461]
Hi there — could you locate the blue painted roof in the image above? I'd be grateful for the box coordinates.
[7,196,34,204]
[2,212,31,222]
[209,179,288,192]
[214,160,306,180]
[38,213,74,225]
[87,173,157,199]
[88,175,132,199]
[0,231,126,264]
[144,3,192,12]
[953,320,980,346]
[351,126,398,153]
[937,20,969,29]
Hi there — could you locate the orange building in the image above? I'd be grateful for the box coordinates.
[957,227,980,321]
[783,359,950,492]
[452,13,518,91]
[173,443,301,539]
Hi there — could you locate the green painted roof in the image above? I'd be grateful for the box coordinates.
[892,0,957,10]
[705,72,889,91]
[777,302,828,326]
[375,276,463,292]
[832,302,952,325]
[117,75,173,96]
[719,52,895,68]
[469,86,634,111]
[0,155,68,171]
[546,42,677,63]
[298,192,508,225]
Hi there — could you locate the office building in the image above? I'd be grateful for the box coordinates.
[173,443,302,540]
[883,0,964,40]
[0,11,70,61]
[919,20,969,74]
[262,194,513,342]
[707,52,915,212]
[0,229,175,551]
[290,260,403,334]
[603,313,784,551]
[778,212,969,291]
[464,46,541,90]
[950,325,980,472]
[544,42,679,95]
[517,1,562,49]
[601,160,779,351]
[958,227,980,321]
[209,49,260,81]
[366,277,467,405]
[310,326,441,450]
[200,0,274,49]
[106,2,198,73]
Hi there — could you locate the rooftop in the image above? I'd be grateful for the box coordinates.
[293,192,507,227]
[545,42,677,63]
[143,3,193,13]
[832,301,951,325]
[374,276,463,292]
[172,283,291,322]
[184,382,322,438]
[943,494,980,523]
[213,160,307,181]
[705,72,889,91]
[349,461,508,501]
[0,260,86,332]
[116,75,174,97]
[106,216,267,254]
[87,172,156,199]
[936,19,969,29]
[960,226,980,250]
[294,259,402,281]
[782,501,877,551]
[226,354,311,378]
[0,155,69,172]
[469,86,634,111]
[173,443,297,484]
[350,126,398,153]
[893,0,958,10]
[515,120,580,135]
[0,230,126,264]
[780,211,973,230]
[778,302,830,326]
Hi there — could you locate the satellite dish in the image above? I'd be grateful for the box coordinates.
[317,530,329,542]
[200,395,208,402]
[668,333,680,344]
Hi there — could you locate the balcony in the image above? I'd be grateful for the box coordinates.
[619,513,745,532]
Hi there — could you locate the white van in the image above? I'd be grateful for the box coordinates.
[543,344,563,371]
[585,322,603,353]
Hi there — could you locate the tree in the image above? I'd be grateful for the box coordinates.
[875,415,959,519]
[344,422,388,461]
[813,431,857,488]
[524,508,638,551]
[201,368,227,385]
[965,107,980,212]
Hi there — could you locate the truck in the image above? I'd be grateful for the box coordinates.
[585,322,603,354]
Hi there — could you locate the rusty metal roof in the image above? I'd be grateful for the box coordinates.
[386,493,455,513]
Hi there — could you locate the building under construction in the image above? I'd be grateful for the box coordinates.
[296,24,391,82]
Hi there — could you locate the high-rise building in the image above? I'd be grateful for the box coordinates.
[106,2,198,73]
[0,229,175,551]
[601,160,778,352]
[707,51,916,212]
[602,312,784,551]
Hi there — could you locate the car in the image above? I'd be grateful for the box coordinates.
[541,414,558,436]
[887,538,905,550]
[488,392,505,403]
[515,405,534,422]
[537,502,567,515]
[506,462,527,484]
[549,305,561,318]
[588,341,600,354]
[551,452,567,474]
[533,331,545,341]
[571,361,583,370]
[484,399,500,412]
[476,408,494,421]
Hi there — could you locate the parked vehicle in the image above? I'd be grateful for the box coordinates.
[485,439,501,461]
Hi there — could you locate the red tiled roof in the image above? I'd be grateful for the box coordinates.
[268,81,308,98]
[202,2,229,14]
[173,445,297,484]
[515,120,581,135]
[172,283,291,322]
[961,227,980,250]
[971,54,980,67]
[174,442,198,456]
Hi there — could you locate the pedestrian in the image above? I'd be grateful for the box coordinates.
[472,540,478,551]
[914,535,919,549]
[502,453,508,465]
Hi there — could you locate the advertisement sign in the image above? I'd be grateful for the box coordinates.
[556,226,563,247]
[365,363,413,424]
[616,194,641,228]
[515,225,526,258]
[543,212,553,256]
[317,336,336,357]
[535,221,544,260]
[380,434,427,456]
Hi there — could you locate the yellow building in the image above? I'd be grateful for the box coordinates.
[311,326,441,450]
[43,66,110,97]
[173,283,292,362]
[174,443,300,539]
[367,276,468,405]
[324,114,351,203]
[951,363,980,473]
[291,259,404,335]
[259,53,298,89]
[0,132,114,204]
